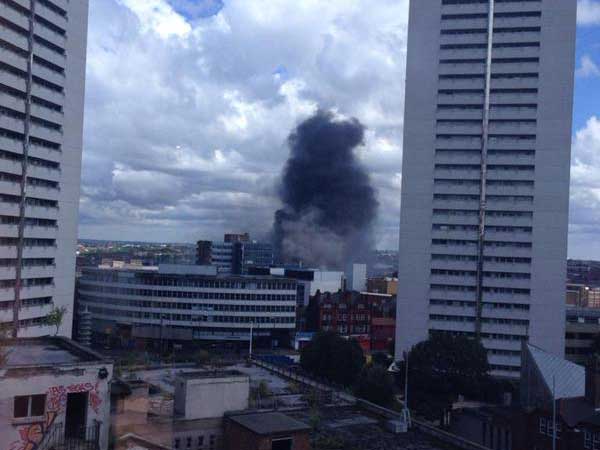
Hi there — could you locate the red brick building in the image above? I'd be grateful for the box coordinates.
[313,291,395,353]
[223,412,310,450]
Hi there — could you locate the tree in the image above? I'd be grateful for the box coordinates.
[46,306,67,336]
[591,333,600,355]
[0,323,10,368]
[354,364,395,407]
[404,333,491,420]
[300,331,365,386]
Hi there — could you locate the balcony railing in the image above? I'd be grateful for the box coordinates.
[39,421,101,450]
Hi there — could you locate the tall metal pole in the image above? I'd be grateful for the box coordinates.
[404,351,409,407]
[249,322,253,359]
[552,375,557,450]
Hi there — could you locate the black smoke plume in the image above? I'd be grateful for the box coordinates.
[273,110,378,269]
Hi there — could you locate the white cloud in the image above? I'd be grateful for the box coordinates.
[576,55,600,78]
[82,0,409,245]
[578,0,600,26]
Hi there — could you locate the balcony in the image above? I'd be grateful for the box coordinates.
[33,63,65,89]
[28,164,61,182]
[2,3,29,29]
[20,283,55,299]
[0,266,16,280]
[35,23,67,50]
[0,157,23,176]
[31,83,64,106]
[0,202,20,216]
[0,287,14,302]
[494,16,540,29]
[31,103,64,125]
[22,264,55,279]
[0,179,21,196]
[441,18,488,31]
[29,143,61,163]
[38,421,102,450]
[0,91,26,113]
[25,205,58,220]
[438,77,486,91]
[29,124,62,144]
[1,70,27,93]
[435,136,481,150]
[35,2,68,33]
[26,185,60,201]
[22,245,56,259]
[493,31,540,45]
[437,109,483,121]
[24,225,58,240]
[0,223,18,238]
[2,116,25,135]
[0,24,28,51]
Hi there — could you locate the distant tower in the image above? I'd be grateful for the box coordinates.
[396,0,577,377]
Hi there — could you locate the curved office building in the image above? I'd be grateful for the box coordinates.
[77,264,297,348]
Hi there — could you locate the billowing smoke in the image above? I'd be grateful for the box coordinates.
[273,110,378,269]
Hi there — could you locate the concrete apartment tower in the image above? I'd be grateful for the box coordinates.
[396,0,577,377]
[0,0,89,337]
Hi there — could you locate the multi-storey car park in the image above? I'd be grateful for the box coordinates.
[77,265,298,348]
[0,0,89,337]
[396,0,577,377]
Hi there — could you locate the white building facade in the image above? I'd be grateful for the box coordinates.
[78,265,298,344]
[396,0,577,377]
[0,0,89,337]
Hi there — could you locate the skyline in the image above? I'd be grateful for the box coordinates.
[81,0,600,258]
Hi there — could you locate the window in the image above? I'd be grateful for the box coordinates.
[539,417,546,435]
[585,430,592,449]
[187,437,192,448]
[175,438,180,449]
[197,436,204,448]
[272,437,293,450]
[594,432,600,450]
[13,395,46,418]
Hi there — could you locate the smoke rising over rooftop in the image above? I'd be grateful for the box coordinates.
[273,110,378,269]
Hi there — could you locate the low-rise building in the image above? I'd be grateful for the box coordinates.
[0,337,113,450]
[174,371,249,420]
[366,277,398,295]
[223,411,311,450]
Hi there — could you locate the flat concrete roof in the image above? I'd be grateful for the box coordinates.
[227,412,310,435]
[1,336,108,369]
[176,370,247,380]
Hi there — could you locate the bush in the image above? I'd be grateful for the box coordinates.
[354,364,395,407]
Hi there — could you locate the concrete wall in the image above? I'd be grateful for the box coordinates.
[174,374,249,420]
[0,362,113,450]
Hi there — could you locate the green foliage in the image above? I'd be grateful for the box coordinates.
[354,364,395,407]
[46,306,67,336]
[0,322,10,368]
[405,333,491,419]
[300,331,365,386]
[258,380,271,398]
[194,349,211,366]
[313,435,344,450]
[370,352,393,369]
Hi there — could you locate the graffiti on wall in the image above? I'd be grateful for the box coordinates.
[8,381,102,450]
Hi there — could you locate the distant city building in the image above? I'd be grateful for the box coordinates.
[0,337,113,450]
[313,290,395,353]
[565,308,600,365]
[196,234,273,275]
[367,277,398,295]
[77,264,297,347]
[396,0,577,377]
[345,263,367,292]
[0,0,89,337]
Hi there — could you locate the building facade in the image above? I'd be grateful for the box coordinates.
[0,0,89,337]
[0,337,113,450]
[396,0,577,376]
[77,265,297,346]
[565,308,600,365]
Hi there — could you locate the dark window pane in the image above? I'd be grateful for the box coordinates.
[272,438,293,450]
[31,395,45,416]
[14,396,29,418]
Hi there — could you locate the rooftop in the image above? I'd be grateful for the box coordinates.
[227,411,310,435]
[1,337,108,369]
[527,343,585,399]
[176,370,247,380]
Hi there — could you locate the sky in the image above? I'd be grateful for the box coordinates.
[81,0,600,259]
